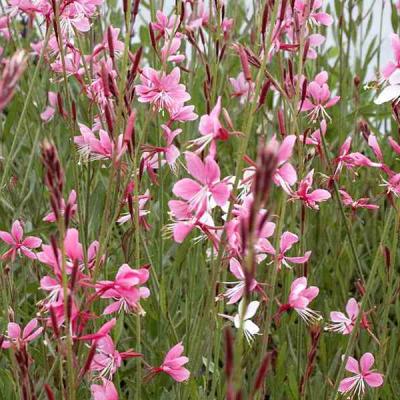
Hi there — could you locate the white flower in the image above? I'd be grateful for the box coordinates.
[375,70,400,104]
[219,299,261,343]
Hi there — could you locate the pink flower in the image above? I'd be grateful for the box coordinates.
[0,16,10,40]
[228,195,276,260]
[288,170,331,210]
[300,71,340,121]
[40,91,58,122]
[1,319,43,349]
[8,0,39,17]
[117,190,151,225]
[141,125,181,172]
[135,67,191,113]
[334,137,381,178]
[338,190,379,212]
[92,26,124,59]
[79,318,116,342]
[272,135,298,189]
[43,190,78,222]
[190,97,229,156]
[261,231,311,269]
[382,173,400,198]
[221,18,234,40]
[38,228,99,277]
[338,353,383,397]
[229,72,255,104]
[91,378,119,400]
[169,104,198,122]
[0,220,42,260]
[151,10,177,37]
[327,298,359,335]
[185,0,209,30]
[96,264,150,315]
[89,334,142,378]
[167,199,215,244]
[154,342,190,382]
[161,125,181,167]
[299,119,327,157]
[51,46,84,77]
[242,136,297,194]
[294,0,333,26]
[172,152,231,214]
[388,136,400,155]
[74,123,126,162]
[287,277,321,323]
[161,37,185,64]
[382,33,400,79]
[304,33,326,59]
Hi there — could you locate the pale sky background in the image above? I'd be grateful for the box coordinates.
[150,0,394,79]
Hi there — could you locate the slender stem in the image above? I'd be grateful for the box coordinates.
[0,28,51,190]
[330,206,394,399]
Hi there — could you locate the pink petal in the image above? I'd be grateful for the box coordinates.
[291,297,309,309]
[165,366,190,382]
[364,372,384,388]
[103,301,121,315]
[300,99,315,112]
[330,311,349,323]
[301,286,319,301]
[22,236,42,248]
[64,228,83,261]
[368,135,383,161]
[359,352,374,373]
[229,258,244,280]
[72,16,90,32]
[285,251,311,264]
[389,136,400,155]
[168,200,191,219]
[24,327,43,342]
[277,135,296,164]
[345,298,359,320]
[313,12,333,26]
[290,277,307,293]
[7,322,21,339]
[345,356,360,374]
[204,156,221,184]
[280,231,299,253]
[0,231,15,245]
[392,33,400,62]
[308,33,325,46]
[172,178,202,201]
[382,62,397,79]
[173,222,194,243]
[338,376,358,393]
[21,247,37,259]
[185,152,206,183]
[11,220,23,242]
[307,189,331,202]
[276,163,297,186]
[40,106,55,122]
[211,182,230,206]
[325,96,340,108]
[164,342,184,362]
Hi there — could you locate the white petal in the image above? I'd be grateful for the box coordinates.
[375,85,400,104]
[389,69,400,85]
[237,299,245,317]
[244,301,260,320]
[233,314,241,329]
[244,320,260,335]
